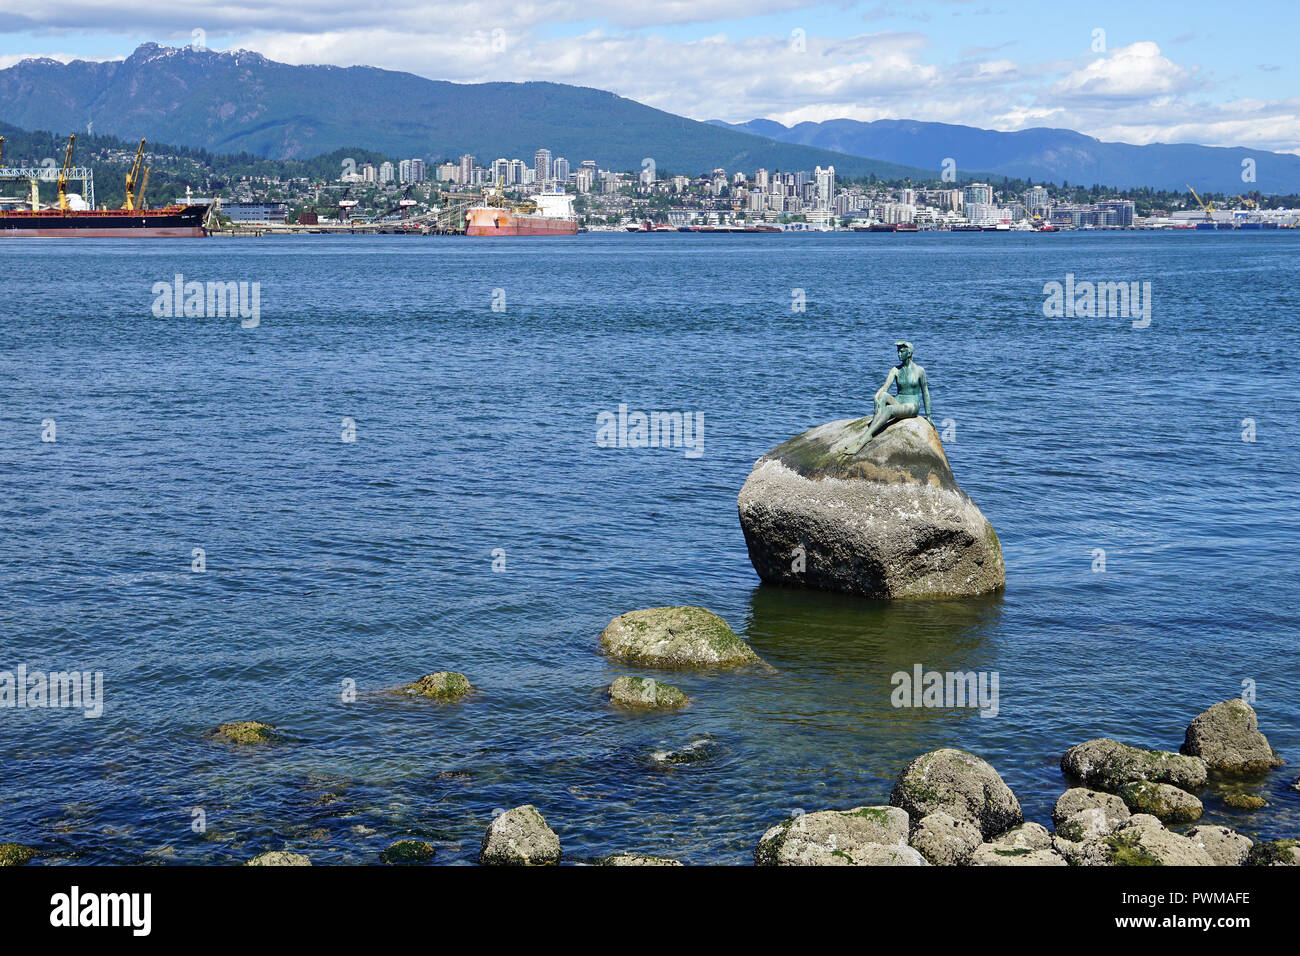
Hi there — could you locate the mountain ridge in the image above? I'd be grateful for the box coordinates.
[0,44,927,179]
[706,117,1300,193]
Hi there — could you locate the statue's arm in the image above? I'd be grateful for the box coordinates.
[876,366,897,399]
[920,367,933,421]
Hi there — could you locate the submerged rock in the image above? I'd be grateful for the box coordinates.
[246,850,310,866]
[608,676,687,710]
[909,811,982,866]
[1060,738,1207,792]
[737,417,1004,599]
[1222,793,1266,811]
[1118,781,1203,824]
[479,805,561,866]
[889,748,1022,839]
[397,671,472,700]
[650,736,718,765]
[1181,699,1281,773]
[212,721,278,745]
[1184,826,1253,866]
[380,840,435,864]
[601,854,684,866]
[0,843,37,867]
[600,607,761,669]
[755,806,913,866]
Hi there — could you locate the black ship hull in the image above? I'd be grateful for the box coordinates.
[0,204,209,238]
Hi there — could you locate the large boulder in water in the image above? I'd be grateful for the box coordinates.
[1181,698,1282,773]
[737,417,1004,599]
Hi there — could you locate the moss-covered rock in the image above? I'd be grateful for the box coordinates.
[479,805,560,866]
[1061,738,1207,791]
[1247,839,1300,866]
[737,416,1004,599]
[1181,698,1281,773]
[211,721,278,744]
[889,748,1022,839]
[1118,780,1203,824]
[608,675,687,710]
[397,671,472,700]
[755,806,914,866]
[601,854,684,866]
[246,850,310,866]
[599,607,761,669]
[1077,817,1214,866]
[1222,793,1266,811]
[0,843,37,866]
[380,840,435,864]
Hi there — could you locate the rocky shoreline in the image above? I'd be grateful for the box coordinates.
[1,601,1294,866]
[749,697,1294,867]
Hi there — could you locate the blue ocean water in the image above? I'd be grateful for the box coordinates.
[1,231,1296,864]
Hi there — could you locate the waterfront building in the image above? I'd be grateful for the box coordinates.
[964,183,993,208]
[534,148,553,183]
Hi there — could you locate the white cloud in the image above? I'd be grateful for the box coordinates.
[2,12,1298,154]
[1053,41,1197,101]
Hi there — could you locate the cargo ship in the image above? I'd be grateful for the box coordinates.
[465,187,578,236]
[0,135,210,238]
[1,204,210,238]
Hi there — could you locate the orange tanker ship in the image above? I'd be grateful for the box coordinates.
[465,187,578,236]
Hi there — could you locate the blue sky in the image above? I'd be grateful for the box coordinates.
[1,0,1297,151]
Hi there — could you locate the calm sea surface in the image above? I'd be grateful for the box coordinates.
[1,232,1297,864]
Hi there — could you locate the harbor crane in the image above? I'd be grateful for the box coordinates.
[57,134,75,211]
[123,139,152,210]
[1186,184,1215,222]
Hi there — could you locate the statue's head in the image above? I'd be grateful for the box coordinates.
[894,340,913,362]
